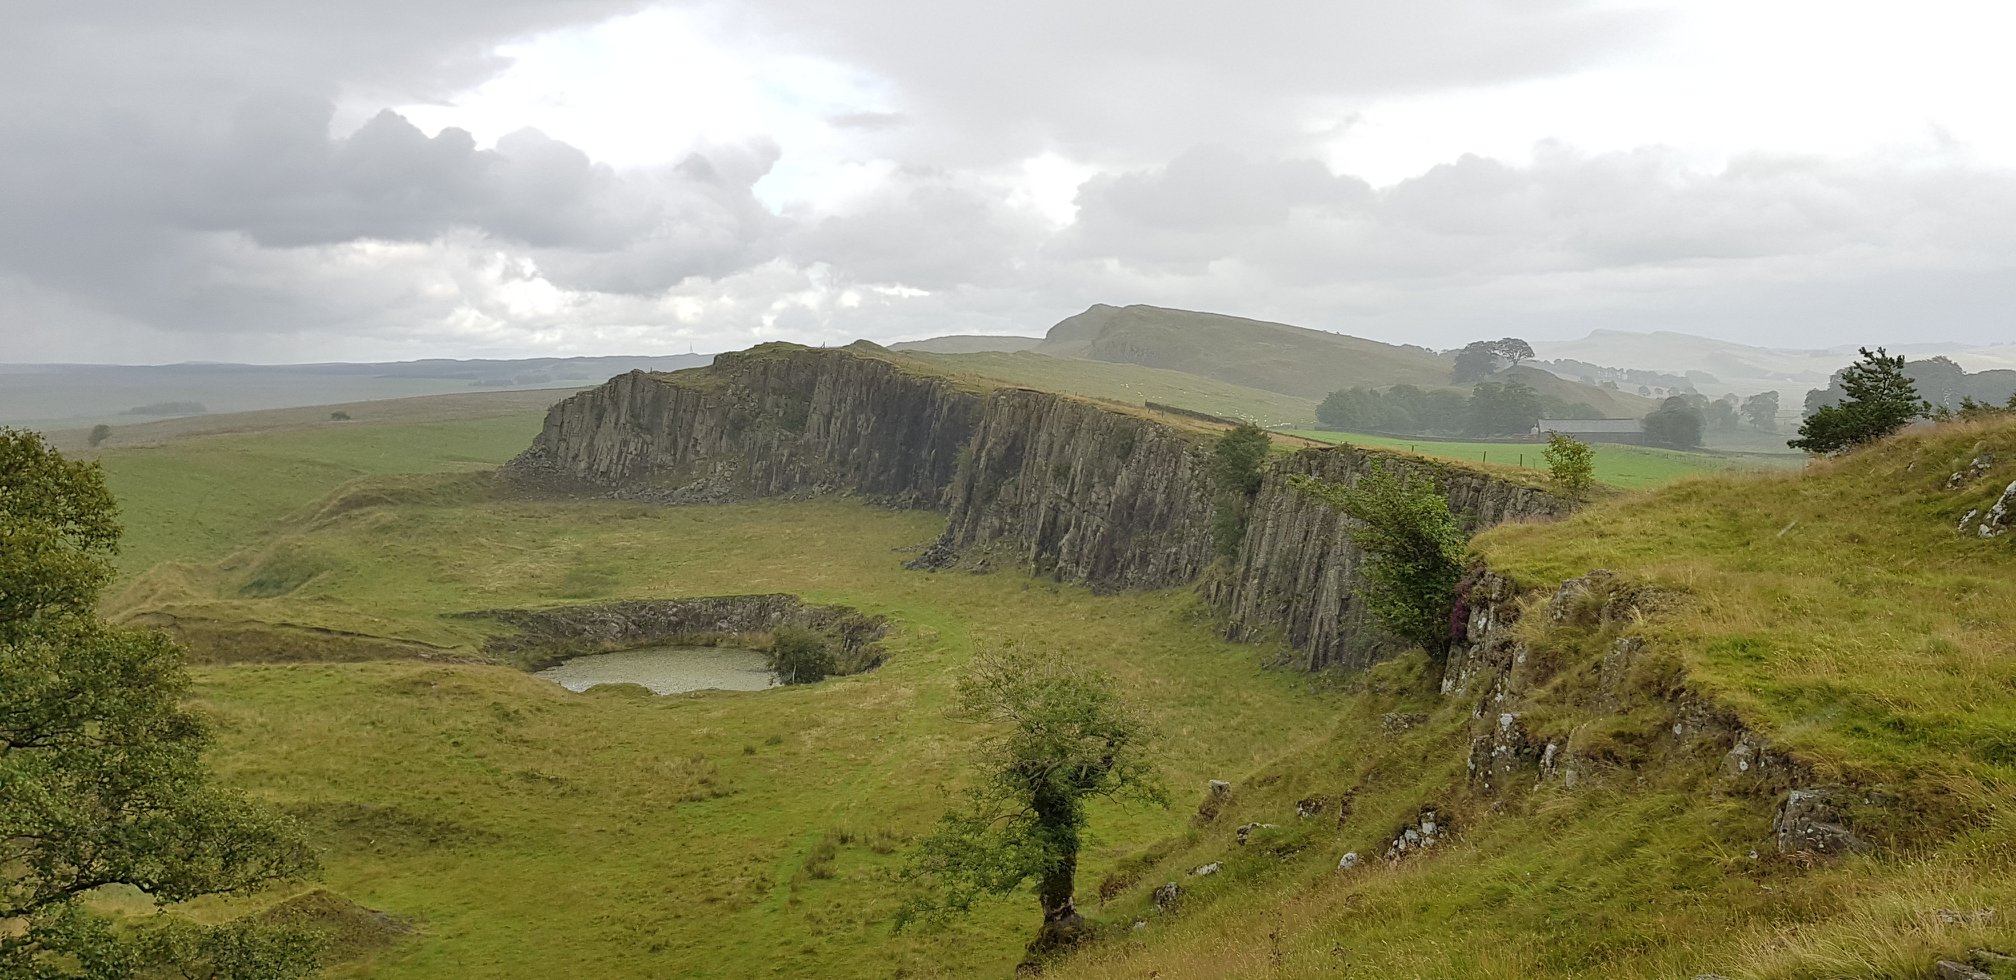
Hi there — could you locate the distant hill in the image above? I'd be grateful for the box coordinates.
[888,334,1042,354]
[1533,329,2016,398]
[0,354,710,430]
[1032,304,1653,418]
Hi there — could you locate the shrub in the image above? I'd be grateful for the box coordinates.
[329,411,352,421]
[1291,462,1466,654]
[86,424,111,448]
[1790,347,1926,454]
[1209,424,1271,557]
[1541,433,1596,502]
[767,625,835,685]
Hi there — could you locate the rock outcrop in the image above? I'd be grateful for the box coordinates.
[508,344,1564,669]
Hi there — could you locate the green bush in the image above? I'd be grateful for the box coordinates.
[1291,462,1466,654]
[1541,433,1596,502]
[1209,424,1271,558]
[767,625,836,685]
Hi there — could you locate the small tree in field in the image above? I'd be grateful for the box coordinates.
[0,428,318,979]
[901,650,1162,955]
[86,424,111,448]
[1790,348,1927,454]
[1291,463,1466,654]
[1541,433,1596,502]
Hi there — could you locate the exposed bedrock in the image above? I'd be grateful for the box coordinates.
[507,345,1564,669]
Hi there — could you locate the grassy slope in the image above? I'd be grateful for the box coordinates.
[1278,428,1799,489]
[1054,419,2016,980]
[90,392,559,579]
[1480,417,2016,786]
[108,429,1339,977]
[897,350,1318,426]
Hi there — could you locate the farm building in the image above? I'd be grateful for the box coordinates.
[1534,418,1645,445]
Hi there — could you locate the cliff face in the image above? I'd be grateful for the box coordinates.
[1215,447,1568,670]
[510,344,1566,670]
[509,345,984,507]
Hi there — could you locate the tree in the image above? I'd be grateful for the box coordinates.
[1642,397,1704,449]
[1491,337,1534,370]
[901,650,1161,954]
[1315,388,1375,431]
[328,411,352,421]
[1450,341,1501,383]
[0,428,318,978]
[1208,424,1271,557]
[1541,433,1597,502]
[1790,348,1928,454]
[1291,463,1466,653]
[86,424,111,448]
[766,625,835,684]
[1464,380,1543,437]
[1741,391,1780,432]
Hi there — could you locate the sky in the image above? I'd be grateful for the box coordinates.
[3,0,2014,364]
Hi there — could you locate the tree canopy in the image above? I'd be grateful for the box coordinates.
[1642,397,1704,450]
[0,428,318,979]
[1790,348,1927,454]
[901,650,1161,954]
[1291,463,1467,654]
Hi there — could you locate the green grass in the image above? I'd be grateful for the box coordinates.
[1277,428,1798,489]
[93,381,2016,979]
[95,406,550,580]
[1478,416,2016,786]
[898,350,1319,427]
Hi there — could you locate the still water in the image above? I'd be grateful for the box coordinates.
[534,646,777,695]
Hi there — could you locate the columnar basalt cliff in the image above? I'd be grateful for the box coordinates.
[508,344,1566,669]
[1214,447,1569,670]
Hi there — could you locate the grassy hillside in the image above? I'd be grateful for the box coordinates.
[1031,304,1655,418]
[1049,417,2016,980]
[897,349,1318,426]
[87,389,561,579]
[1278,428,1800,489]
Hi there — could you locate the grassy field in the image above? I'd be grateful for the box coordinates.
[1278,428,1800,489]
[84,376,2016,978]
[87,391,561,579]
[897,349,1319,427]
[100,419,1343,977]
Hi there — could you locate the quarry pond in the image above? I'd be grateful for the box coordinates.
[533,646,778,695]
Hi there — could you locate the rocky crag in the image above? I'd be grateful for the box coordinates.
[508,343,1564,669]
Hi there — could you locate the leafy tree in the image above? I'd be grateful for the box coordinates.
[328,411,352,421]
[1450,341,1501,383]
[1315,388,1375,431]
[1642,397,1704,449]
[901,650,1161,954]
[1208,424,1271,557]
[1741,391,1780,432]
[766,625,835,684]
[86,424,111,448]
[1464,380,1543,437]
[0,428,318,978]
[1541,433,1597,502]
[1291,463,1466,653]
[1790,348,1927,454]
[1490,337,1534,370]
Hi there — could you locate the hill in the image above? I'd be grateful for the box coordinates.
[0,354,703,430]
[888,334,1043,354]
[1034,304,1655,418]
[1535,329,2016,399]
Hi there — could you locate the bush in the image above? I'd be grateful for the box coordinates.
[329,411,352,421]
[86,424,111,448]
[1291,463,1466,654]
[1641,397,1704,449]
[767,626,835,685]
[1209,424,1271,558]
[1541,433,1596,502]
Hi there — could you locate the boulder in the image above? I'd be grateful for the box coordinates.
[1774,788,1870,855]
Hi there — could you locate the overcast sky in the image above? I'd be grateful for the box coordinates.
[4,0,2013,363]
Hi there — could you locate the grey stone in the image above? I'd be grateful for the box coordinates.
[1190,862,1220,877]
[1935,961,1991,980]
[1151,882,1181,909]
[1774,788,1871,856]
[1207,779,1231,797]
[1235,822,1277,845]
[1337,852,1359,870]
